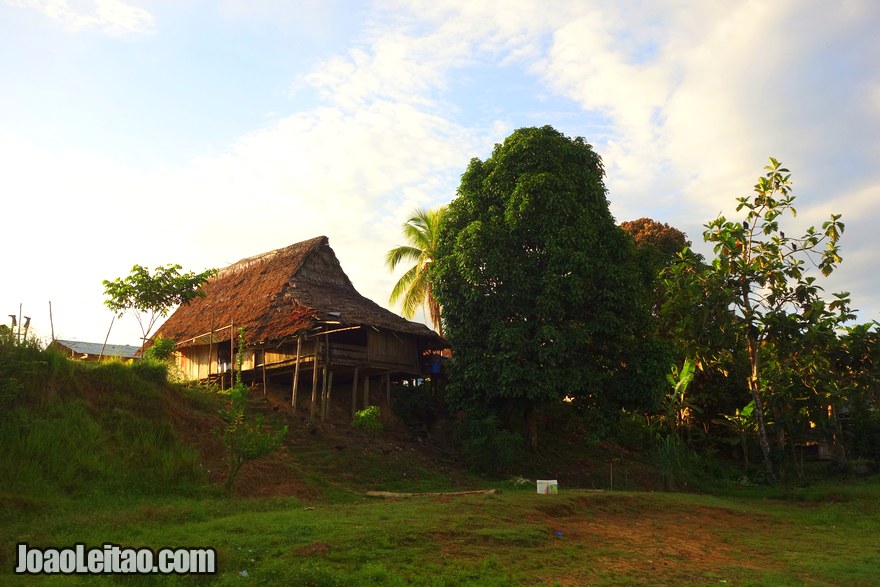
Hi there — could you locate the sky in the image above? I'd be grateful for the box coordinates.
[2,0,878,346]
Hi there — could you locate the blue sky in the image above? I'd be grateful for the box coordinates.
[2,0,878,345]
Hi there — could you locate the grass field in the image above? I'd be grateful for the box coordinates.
[3,480,880,585]
[2,347,879,585]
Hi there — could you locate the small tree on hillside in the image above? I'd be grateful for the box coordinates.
[217,328,287,493]
[103,264,217,352]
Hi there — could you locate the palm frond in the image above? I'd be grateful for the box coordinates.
[389,263,420,307]
[401,265,430,319]
[386,205,447,325]
[385,245,423,270]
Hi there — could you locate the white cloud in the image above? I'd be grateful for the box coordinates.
[6,0,154,36]
[3,0,879,344]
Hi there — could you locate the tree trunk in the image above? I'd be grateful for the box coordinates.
[747,337,776,482]
[828,404,848,469]
[524,404,538,451]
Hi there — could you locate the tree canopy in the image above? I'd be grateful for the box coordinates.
[433,125,665,448]
[103,264,217,349]
[621,217,690,262]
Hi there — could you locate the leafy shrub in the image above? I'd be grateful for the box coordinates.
[615,411,654,451]
[352,406,384,434]
[144,336,176,362]
[216,327,288,492]
[847,398,880,463]
[653,433,719,491]
[452,413,525,474]
[392,383,437,437]
[217,381,287,492]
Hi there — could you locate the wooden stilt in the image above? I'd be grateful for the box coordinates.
[326,370,334,419]
[363,374,370,409]
[310,338,320,423]
[320,366,328,421]
[351,367,359,418]
[262,345,267,400]
[385,373,391,407]
[208,316,214,383]
[292,334,302,412]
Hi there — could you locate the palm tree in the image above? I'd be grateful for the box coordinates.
[385,206,446,336]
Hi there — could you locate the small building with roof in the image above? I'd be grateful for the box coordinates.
[50,339,141,362]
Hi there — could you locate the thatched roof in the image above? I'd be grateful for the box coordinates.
[155,236,443,347]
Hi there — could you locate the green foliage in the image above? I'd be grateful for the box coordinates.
[663,158,852,482]
[130,357,169,385]
[717,401,757,469]
[0,342,204,496]
[144,336,176,361]
[614,411,654,451]
[386,206,446,334]
[451,412,526,474]
[102,263,217,347]
[216,328,287,492]
[217,383,287,492]
[434,125,663,447]
[655,434,691,491]
[352,405,384,434]
[391,383,437,438]
[659,357,700,440]
[0,336,70,410]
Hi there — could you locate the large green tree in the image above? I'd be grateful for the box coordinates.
[385,206,446,335]
[664,158,850,481]
[433,126,664,449]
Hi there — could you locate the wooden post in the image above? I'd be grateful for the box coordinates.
[310,338,320,423]
[291,334,302,412]
[229,320,235,388]
[208,316,214,382]
[261,345,267,400]
[325,370,334,420]
[320,366,328,421]
[48,300,55,341]
[385,373,391,407]
[363,374,370,409]
[351,367,359,418]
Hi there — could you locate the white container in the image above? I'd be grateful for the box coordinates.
[536,480,558,494]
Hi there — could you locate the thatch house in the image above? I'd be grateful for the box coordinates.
[155,236,445,419]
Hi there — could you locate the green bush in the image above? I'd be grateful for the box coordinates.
[615,411,654,451]
[216,381,288,492]
[452,413,525,474]
[846,396,880,464]
[144,336,176,361]
[352,406,384,433]
[392,383,437,437]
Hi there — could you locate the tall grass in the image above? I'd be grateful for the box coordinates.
[0,341,206,498]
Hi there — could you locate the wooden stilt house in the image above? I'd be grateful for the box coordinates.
[154,236,445,419]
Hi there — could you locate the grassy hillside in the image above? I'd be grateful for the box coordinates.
[2,341,879,585]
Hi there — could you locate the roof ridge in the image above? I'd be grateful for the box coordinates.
[218,235,327,278]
